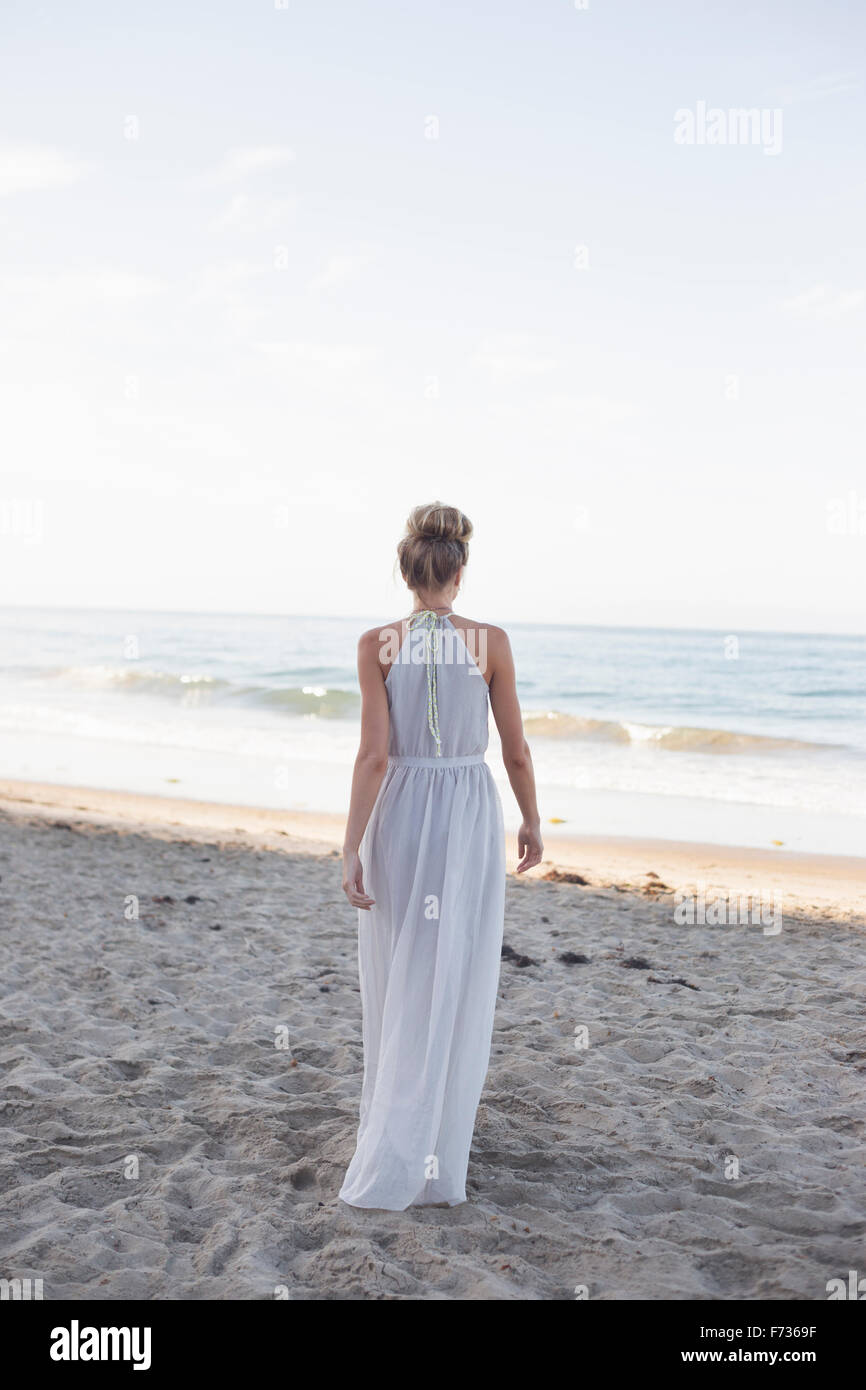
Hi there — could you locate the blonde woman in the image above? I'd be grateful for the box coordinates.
[339,502,543,1210]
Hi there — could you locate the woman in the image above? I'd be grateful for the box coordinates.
[339,502,543,1210]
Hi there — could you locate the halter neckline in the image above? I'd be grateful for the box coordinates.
[406,610,451,756]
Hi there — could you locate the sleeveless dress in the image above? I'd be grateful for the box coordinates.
[339,612,506,1210]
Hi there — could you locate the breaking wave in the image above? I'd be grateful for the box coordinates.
[47,666,360,719]
[522,710,829,755]
[32,670,846,747]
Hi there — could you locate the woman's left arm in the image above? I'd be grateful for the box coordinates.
[341,628,390,910]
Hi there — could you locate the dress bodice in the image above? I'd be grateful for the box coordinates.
[385,614,490,759]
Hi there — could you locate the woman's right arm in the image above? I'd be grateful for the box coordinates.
[487,627,544,874]
[341,629,390,909]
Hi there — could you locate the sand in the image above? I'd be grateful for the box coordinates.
[0,778,864,1300]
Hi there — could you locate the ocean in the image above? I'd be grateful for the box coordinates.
[1,607,863,855]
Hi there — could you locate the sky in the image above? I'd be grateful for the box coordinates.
[0,0,864,632]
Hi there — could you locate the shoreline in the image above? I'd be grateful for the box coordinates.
[2,776,863,926]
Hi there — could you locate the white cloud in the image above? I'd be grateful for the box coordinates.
[773,72,860,106]
[548,393,636,426]
[470,333,559,376]
[188,260,266,302]
[182,260,271,337]
[255,340,371,369]
[205,146,295,185]
[0,270,162,302]
[780,283,864,321]
[210,192,297,233]
[308,252,368,293]
[0,142,90,196]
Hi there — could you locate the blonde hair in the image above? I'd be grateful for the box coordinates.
[397,501,473,595]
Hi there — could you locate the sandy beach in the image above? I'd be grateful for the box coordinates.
[1,777,864,1300]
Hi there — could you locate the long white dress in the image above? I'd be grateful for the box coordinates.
[339,613,506,1210]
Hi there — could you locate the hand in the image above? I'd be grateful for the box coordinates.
[342,849,376,910]
[516,820,543,874]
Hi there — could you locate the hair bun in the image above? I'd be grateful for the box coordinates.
[407,502,473,544]
[397,502,473,595]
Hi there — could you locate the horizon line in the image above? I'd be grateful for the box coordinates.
[0,602,863,642]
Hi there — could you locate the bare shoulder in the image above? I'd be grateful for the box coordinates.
[450,615,510,647]
[449,614,507,635]
[357,626,381,654]
[358,617,406,646]
[448,616,511,681]
[482,624,512,671]
[358,619,408,678]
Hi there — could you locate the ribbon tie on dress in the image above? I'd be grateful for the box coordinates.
[407,609,445,757]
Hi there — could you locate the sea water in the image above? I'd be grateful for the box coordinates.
[0,607,863,855]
